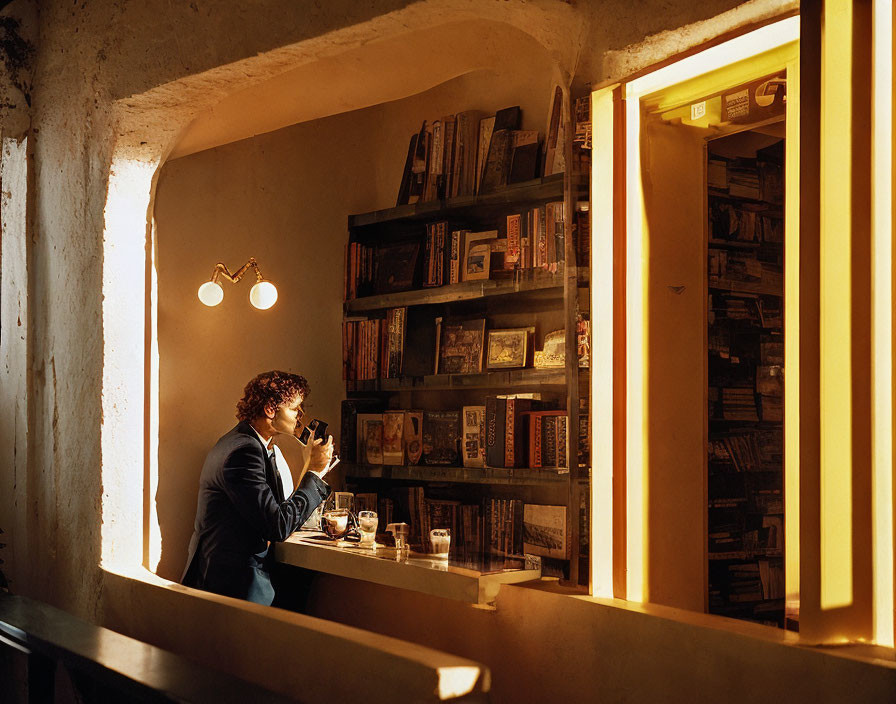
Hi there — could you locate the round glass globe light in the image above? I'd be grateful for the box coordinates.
[249,280,278,310]
[197,281,224,306]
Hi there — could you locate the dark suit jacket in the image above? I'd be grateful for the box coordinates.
[182,420,329,604]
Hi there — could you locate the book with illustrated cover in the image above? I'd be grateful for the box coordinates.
[523,504,567,559]
[340,399,381,463]
[404,410,424,465]
[422,410,460,465]
[436,318,486,374]
[382,410,405,465]
[461,405,486,468]
[362,416,384,465]
[356,413,383,464]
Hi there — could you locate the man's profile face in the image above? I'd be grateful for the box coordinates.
[271,393,305,436]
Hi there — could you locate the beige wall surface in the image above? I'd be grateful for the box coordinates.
[153,61,554,582]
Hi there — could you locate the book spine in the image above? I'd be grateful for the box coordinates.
[533,414,543,468]
[449,231,460,284]
[506,213,521,268]
[476,116,494,194]
[543,415,557,466]
[437,222,445,286]
[557,415,568,469]
[504,398,515,467]
[379,318,387,379]
[442,116,456,199]
[485,396,501,468]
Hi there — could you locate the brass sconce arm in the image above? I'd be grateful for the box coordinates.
[209,258,266,285]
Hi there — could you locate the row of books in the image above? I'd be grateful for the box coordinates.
[707,144,783,204]
[708,249,784,296]
[349,487,568,564]
[342,308,408,383]
[708,293,782,329]
[395,102,563,207]
[708,387,781,423]
[709,560,784,605]
[343,308,589,386]
[344,205,567,301]
[709,200,783,244]
[341,400,569,470]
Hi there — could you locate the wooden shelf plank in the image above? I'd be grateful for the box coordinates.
[348,174,569,228]
[347,367,568,393]
[345,269,564,313]
[344,462,569,486]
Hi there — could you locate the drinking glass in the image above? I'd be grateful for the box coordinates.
[358,510,378,546]
[322,508,351,539]
[429,528,451,558]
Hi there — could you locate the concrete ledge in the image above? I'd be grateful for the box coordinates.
[101,566,490,703]
[298,572,896,703]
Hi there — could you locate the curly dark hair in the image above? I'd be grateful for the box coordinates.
[236,370,310,422]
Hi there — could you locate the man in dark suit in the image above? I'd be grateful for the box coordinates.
[182,370,333,605]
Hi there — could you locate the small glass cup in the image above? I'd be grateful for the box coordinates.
[429,528,451,558]
[358,510,378,546]
[322,508,351,539]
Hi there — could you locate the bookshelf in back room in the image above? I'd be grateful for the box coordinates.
[706,125,785,627]
[340,98,592,585]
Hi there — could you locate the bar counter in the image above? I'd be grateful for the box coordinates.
[274,531,542,608]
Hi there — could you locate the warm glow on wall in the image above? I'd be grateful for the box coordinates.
[591,85,617,598]
[784,55,802,615]
[819,0,854,611]
[622,90,647,603]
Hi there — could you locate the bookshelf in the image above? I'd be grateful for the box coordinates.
[706,131,785,627]
[341,131,591,585]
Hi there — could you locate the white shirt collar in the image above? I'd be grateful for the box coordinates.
[250,424,274,456]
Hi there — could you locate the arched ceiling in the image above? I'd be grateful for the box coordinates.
[169,18,559,159]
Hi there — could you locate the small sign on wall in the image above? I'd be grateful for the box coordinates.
[722,71,787,124]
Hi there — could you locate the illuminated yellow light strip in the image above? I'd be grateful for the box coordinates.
[871,0,894,646]
[819,0,854,610]
[591,87,617,598]
[627,16,800,99]
[624,95,646,603]
[784,56,802,614]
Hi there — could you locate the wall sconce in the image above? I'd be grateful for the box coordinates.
[197,257,278,310]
